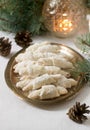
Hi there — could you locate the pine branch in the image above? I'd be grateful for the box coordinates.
[71,59,90,83]
[81,40,90,47]
[0,18,10,23]
[76,33,90,53]
[0,0,46,35]
[0,2,7,8]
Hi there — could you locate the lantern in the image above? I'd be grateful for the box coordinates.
[42,0,86,37]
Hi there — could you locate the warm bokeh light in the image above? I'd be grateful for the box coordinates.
[54,14,73,34]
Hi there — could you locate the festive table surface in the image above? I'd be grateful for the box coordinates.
[0,31,90,130]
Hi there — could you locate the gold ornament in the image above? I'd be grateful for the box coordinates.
[42,0,86,38]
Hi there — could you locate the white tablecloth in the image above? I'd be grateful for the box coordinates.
[0,31,90,130]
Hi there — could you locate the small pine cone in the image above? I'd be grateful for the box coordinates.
[15,31,32,48]
[67,102,90,123]
[0,37,12,56]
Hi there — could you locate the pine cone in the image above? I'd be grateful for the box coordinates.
[15,31,32,48]
[0,37,12,56]
[67,102,90,123]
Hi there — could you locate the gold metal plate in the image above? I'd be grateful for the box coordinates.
[5,43,85,105]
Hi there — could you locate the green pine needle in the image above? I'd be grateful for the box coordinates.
[76,33,90,53]
[71,59,90,83]
[87,0,90,7]
[0,0,47,35]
